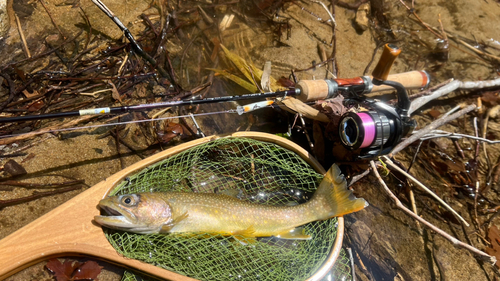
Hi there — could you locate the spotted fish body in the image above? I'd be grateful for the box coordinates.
[94,164,368,239]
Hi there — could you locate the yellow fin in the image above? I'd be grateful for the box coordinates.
[312,164,368,218]
[276,227,311,240]
[232,235,258,245]
[232,225,256,237]
[160,212,189,234]
[231,226,257,244]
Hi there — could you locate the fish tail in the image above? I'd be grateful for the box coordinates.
[312,164,368,218]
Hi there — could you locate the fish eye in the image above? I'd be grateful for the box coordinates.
[121,195,136,206]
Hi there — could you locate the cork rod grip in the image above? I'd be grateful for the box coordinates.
[295,79,330,102]
[372,71,430,92]
[371,44,401,81]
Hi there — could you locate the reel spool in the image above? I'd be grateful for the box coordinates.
[338,44,426,158]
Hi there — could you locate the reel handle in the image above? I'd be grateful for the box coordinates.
[371,44,401,82]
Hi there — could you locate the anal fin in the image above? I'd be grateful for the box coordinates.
[232,225,256,237]
[232,226,257,244]
[275,227,311,240]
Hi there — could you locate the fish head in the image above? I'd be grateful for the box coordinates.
[94,193,172,234]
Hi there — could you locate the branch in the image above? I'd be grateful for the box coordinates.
[381,156,469,227]
[390,104,477,156]
[409,78,500,115]
[420,130,500,144]
[369,160,496,265]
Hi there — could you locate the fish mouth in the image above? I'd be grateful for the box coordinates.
[94,202,157,234]
[94,204,137,229]
[100,205,123,216]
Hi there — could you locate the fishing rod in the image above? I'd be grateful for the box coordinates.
[0,90,298,123]
[0,44,429,126]
[0,71,428,123]
[0,43,430,161]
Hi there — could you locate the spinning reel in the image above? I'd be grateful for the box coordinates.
[338,44,427,158]
[295,44,429,159]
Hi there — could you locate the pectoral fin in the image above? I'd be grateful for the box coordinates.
[160,212,189,233]
[275,227,311,240]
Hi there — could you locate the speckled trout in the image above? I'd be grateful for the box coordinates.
[94,164,368,239]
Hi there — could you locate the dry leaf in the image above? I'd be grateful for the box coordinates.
[72,261,103,280]
[278,77,295,88]
[109,81,122,102]
[428,109,441,119]
[215,45,281,92]
[4,159,27,176]
[46,259,80,281]
[207,68,258,93]
[27,100,45,112]
[46,259,103,281]
[486,225,500,267]
[160,122,184,143]
[316,95,346,126]
[481,91,500,106]
[23,89,40,98]
[261,61,272,92]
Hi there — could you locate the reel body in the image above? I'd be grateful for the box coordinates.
[336,44,422,159]
[339,98,414,159]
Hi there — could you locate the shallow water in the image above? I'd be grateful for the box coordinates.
[1,0,500,280]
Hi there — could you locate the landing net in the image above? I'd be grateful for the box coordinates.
[104,137,351,280]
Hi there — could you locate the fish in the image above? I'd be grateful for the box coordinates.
[94,164,368,240]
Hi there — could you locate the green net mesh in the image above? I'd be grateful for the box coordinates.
[105,137,351,281]
[120,248,352,281]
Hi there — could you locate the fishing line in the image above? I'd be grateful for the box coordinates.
[0,101,314,141]
[0,110,237,140]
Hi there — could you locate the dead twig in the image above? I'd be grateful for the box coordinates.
[369,160,496,265]
[382,156,470,226]
[420,130,500,144]
[90,0,172,81]
[335,0,369,10]
[39,0,66,39]
[0,180,86,191]
[390,104,477,156]
[309,0,336,28]
[347,247,356,281]
[79,7,93,50]
[347,169,370,187]
[0,73,17,112]
[0,186,83,209]
[14,13,31,58]
[407,79,454,101]
[409,78,500,115]
[397,0,444,39]
[427,24,500,63]
[0,115,98,145]
[473,117,481,227]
